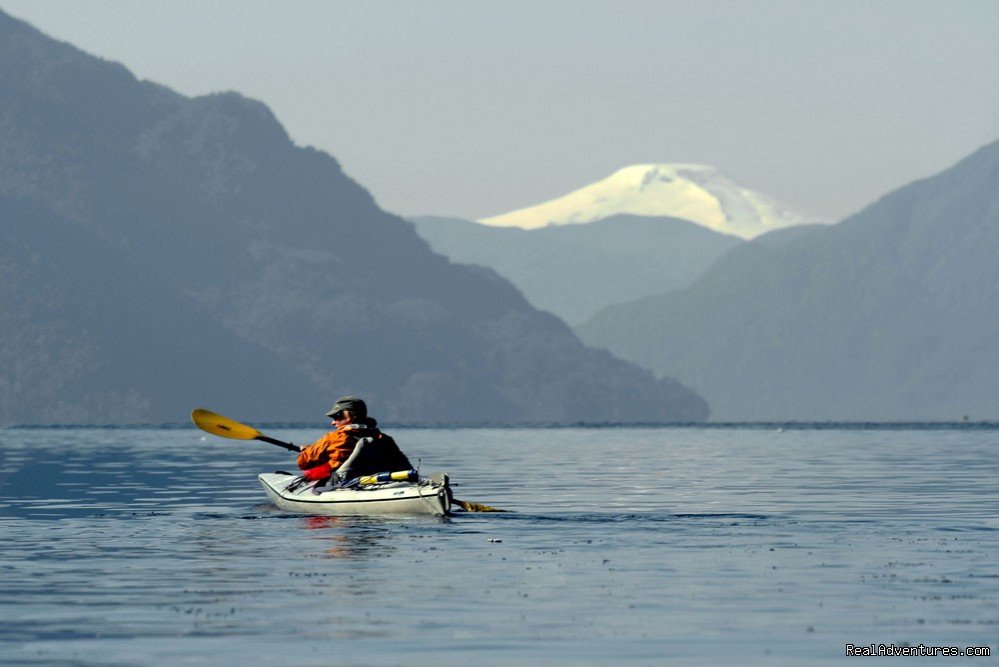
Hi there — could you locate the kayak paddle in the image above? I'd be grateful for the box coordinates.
[190,409,504,512]
[191,408,301,452]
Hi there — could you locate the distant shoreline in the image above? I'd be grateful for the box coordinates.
[8,421,999,431]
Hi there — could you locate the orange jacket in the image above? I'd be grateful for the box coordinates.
[296,423,412,476]
[296,425,360,471]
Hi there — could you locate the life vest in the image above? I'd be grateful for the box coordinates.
[335,432,412,480]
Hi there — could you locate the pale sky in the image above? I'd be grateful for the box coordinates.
[3,0,998,222]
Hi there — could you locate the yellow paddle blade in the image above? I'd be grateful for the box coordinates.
[191,408,262,441]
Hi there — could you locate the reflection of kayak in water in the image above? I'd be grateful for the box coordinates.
[258,470,453,516]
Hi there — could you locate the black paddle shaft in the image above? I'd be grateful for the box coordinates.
[257,435,301,452]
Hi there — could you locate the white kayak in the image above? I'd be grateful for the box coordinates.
[258,470,453,516]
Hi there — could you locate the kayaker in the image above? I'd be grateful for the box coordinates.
[296,396,412,483]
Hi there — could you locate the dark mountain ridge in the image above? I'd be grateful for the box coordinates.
[0,195,314,423]
[0,10,708,424]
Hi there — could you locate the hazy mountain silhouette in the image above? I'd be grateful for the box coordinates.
[411,215,743,325]
[578,140,999,421]
[0,10,708,424]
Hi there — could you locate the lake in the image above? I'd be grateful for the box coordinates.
[1,424,997,665]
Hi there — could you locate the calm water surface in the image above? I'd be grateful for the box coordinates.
[1,425,997,665]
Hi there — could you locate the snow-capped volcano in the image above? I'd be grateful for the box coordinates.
[479,164,824,239]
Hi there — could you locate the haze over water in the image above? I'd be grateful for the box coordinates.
[2,424,997,665]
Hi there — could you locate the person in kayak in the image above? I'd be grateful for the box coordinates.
[296,396,412,483]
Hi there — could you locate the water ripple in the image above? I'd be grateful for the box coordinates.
[1,425,997,665]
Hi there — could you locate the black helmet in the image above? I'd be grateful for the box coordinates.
[325,396,367,419]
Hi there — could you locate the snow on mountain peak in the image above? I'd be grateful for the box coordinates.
[479,164,824,239]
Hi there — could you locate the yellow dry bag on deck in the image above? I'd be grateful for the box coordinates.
[356,470,419,486]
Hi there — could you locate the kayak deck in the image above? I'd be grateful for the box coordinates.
[258,472,452,516]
